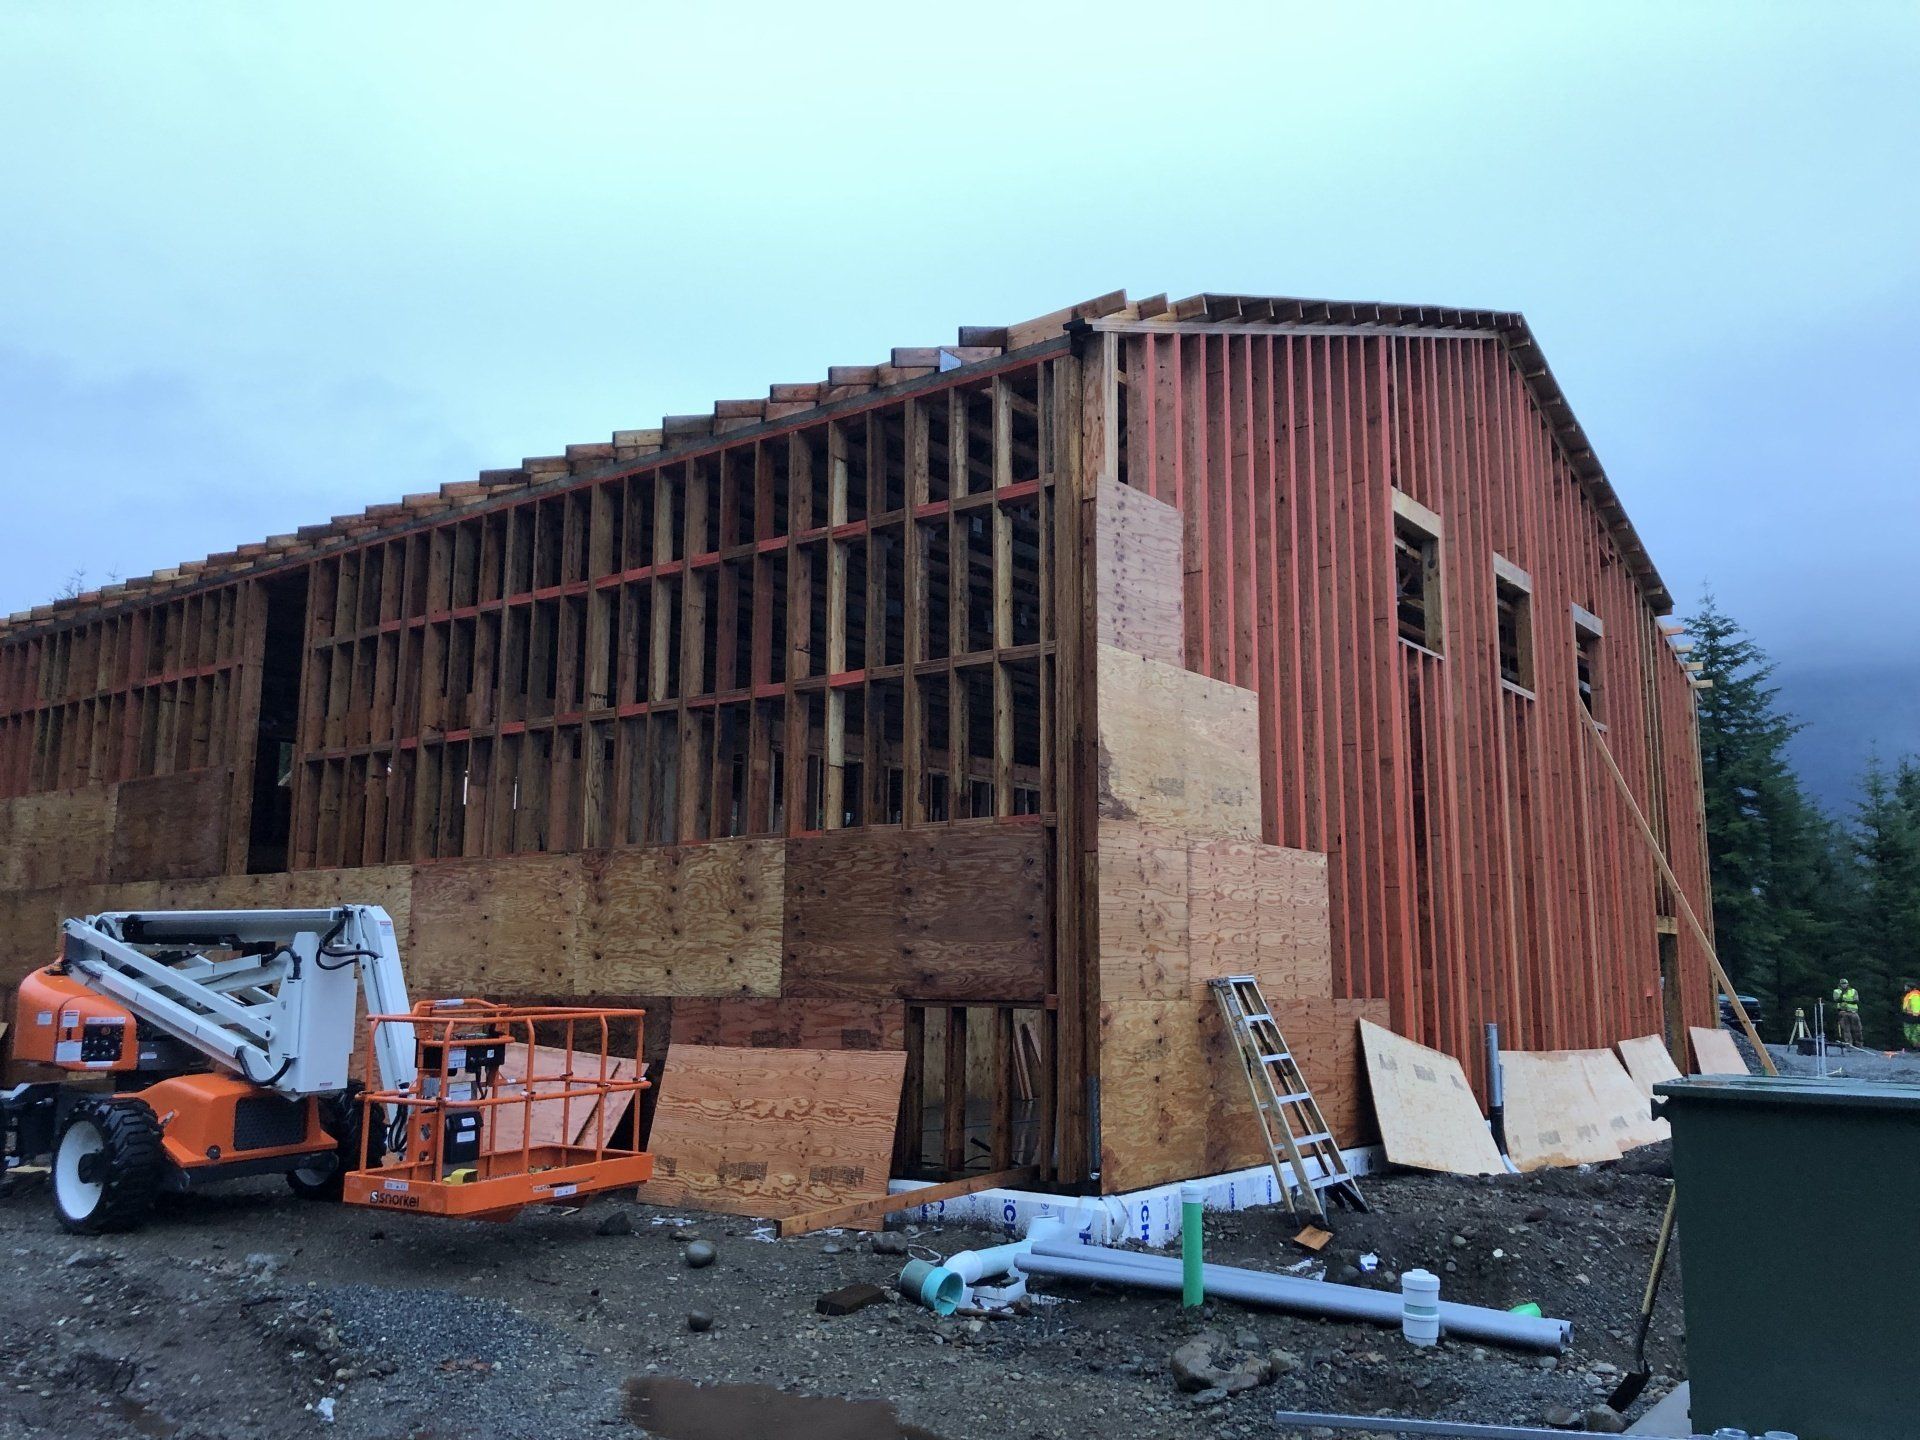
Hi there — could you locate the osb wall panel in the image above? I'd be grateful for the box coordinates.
[671,997,905,1051]
[0,785,115,892]
[580,842,783,998]
[1095,644,1260,840]
[1095,478,1184,667]
[108,768,231,883]
[1097,994,1384,1192]
[783,825,1049,1002]
[408,854,585,999]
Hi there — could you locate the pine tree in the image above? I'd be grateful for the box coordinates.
[1686,593,1839,1034]
[1852,756,1920,1046]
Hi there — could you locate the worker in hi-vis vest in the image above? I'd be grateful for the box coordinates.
[1900,981,1920,1052]
[1832,978,1864,1047]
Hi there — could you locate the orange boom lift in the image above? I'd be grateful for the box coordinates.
[2,906,648,1232]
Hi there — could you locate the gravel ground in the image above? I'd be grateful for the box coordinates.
[0,1153,1684,1440]
[1764,1041,1920,1084]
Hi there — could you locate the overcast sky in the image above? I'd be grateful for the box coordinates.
[3,3,1914,795]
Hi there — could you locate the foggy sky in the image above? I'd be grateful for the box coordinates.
[3,3,1915,797]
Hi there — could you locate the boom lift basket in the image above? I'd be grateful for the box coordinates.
[343,1001,652,1220]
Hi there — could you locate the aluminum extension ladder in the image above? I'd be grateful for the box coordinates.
[1209,975,1367,1223]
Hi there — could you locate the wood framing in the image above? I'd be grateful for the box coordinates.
[0,289,1712,1196]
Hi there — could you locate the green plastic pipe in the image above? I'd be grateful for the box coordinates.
[1180,1182,1205,1307]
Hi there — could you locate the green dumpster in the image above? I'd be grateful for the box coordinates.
[1657,1074,1920,1440]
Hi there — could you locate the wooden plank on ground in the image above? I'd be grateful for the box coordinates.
[1358,1020,1505,1176]
[1094,478,1185,665]
[1689,1025,1750,1077]
[783,826,1048,1001]
[634,1043,905,1219]
[776,1165,1038,1237]
[1617,1033,1684,1101]
[1501,1049,1620,1170]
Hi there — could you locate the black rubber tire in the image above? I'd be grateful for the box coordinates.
[287,1086,381,1201]
[53,1098,164,1235]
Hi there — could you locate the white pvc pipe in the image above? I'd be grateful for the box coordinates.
[1019,1242,1568,1353]
[943,1217,1070,1287]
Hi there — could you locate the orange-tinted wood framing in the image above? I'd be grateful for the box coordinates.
[1109,321,1714,1089]
[0,291,1713,1180]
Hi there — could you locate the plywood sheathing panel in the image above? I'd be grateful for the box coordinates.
[409,853,585,999]
[671,997,905,1051]
[1096,822,1192,1001]
[1575,1046,1668,1147]
[783,825,1049,1002]
[1187,840,1332,1001]
[1095,478,1184,666]
[1095,644,1261,839]
[1501,1049,1628,1170]
[0,786,115,892]
[488,1044,638,1154]
[1617,1032,1683,1100]
[1358,1019,1504,1176]
[109,769,231,882]
[1097,994,1384,1192]
[1688,1025,1749,1077]
[581,842,783,998]
[634,1043,905,1218]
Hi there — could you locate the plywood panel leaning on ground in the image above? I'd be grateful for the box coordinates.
[1359,1020,1504,1176]
[582,842,782,998]
[1574,1047,1669,1148]
[1689,1025,1749,1077]
[783,825,1049,1002]
[1617,1033,1684,1101]
[108,768,230,882]
[1501,1050,1621,1170]
[1094,478,1184,666]
[634,1043,905,1218]
[1095,644,1261,840]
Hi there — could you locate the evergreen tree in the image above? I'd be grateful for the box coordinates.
[1851,755,1920,1046]
[1686,594,1838,1034]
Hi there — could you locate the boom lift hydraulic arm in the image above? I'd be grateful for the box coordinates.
[54,907,418,1098]
[3,905,650,1234]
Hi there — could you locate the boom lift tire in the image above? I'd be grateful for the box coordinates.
[53,1098,164,1235]
[287,1084,381,1202]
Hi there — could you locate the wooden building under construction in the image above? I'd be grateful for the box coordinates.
[0,289,1713,1196]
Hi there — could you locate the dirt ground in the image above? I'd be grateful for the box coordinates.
[0,1153,1684,1440]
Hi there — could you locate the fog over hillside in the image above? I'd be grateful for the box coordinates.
[1776,659,1920,817]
